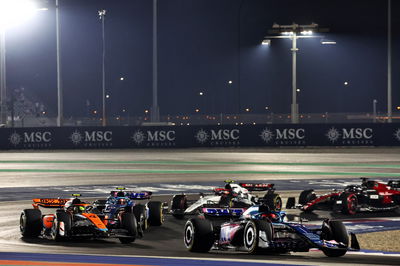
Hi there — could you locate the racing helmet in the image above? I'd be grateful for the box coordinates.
[64,198,85,213]
[116,191,125,197]
[259,202,279,221]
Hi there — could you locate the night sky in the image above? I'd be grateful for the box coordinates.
[4,0,400,118]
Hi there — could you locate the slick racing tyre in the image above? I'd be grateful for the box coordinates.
[119,212,138,244]
[243,220,261,254]
[20,209,42,238]
[184,218,214,252]
[298,190,317,212]
[321,220,349,257]
[147,201,164,226]
[340,192,358,215]
[299,189,315,205]
[51,211,71,241]
[171,195,187,219]
[133,204,148,231]
[263,193,282,211]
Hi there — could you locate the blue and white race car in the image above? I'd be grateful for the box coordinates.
[184,203,360,256]
[93,188,164,237]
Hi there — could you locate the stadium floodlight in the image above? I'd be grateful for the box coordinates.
[300,30,313,35]
[261,39,271,45]
[321,39,336,45]
[0,0,42,126]
[264,22,330,124]
[0,0,39,30]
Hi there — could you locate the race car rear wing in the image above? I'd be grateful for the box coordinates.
[202,207,246,217]
[127,191,153,200]
[239,183,275,191]
[32,198,69,209]
[109,191,153,200]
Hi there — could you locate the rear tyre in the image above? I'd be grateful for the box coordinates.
[119,213,138,244]
[51,211,71,241]
[321,220,349,257]
[255,220,273,242]
[171,195,187,219]
[184,218,214,252]
[20,209,42,238]
[341,193,358,215]
[263,193,282,211]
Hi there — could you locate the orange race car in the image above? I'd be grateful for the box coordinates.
[20,194,138,243]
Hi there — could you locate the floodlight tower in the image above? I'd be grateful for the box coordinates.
[0,29,5,126]
[263,23,329,124]
[151,0,160,122]
[56,0,63,127]
[98,9,106,126]
[0,0,41,126]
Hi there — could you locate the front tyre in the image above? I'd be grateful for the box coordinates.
[20,209,42,238]
[133,204,148,231]
[171,195,187,219]
[119,213,138,244]
[184,218,214,252]
[147,201,164,226]
[321,220,349,257]
[51,211,71,241]
[243,220,259,254]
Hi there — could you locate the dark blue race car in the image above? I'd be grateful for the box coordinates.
[184,203,360,256]
[93,188,164,238]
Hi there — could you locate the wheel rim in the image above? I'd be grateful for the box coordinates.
[160,209,164,223]
[19,213,26,233]
[244,225,256,249]
[275,198,282,211]
[184,223,193,248]
[51,219,58,240]
[347,195,357,214]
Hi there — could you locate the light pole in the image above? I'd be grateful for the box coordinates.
[373,99,377,123]
[387,0,392,123]
[56,0,63,127]
[263,23,329,124]
[98,9,106,126]
[151,0,160,122]
[0,29,5,126]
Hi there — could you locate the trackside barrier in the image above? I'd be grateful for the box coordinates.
[0,123,399,149]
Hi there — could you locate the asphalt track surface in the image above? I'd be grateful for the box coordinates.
[1,148,400,265]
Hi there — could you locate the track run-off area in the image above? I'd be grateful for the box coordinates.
[0,147,400,265]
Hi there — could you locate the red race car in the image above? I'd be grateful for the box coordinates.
[287,178,400,215]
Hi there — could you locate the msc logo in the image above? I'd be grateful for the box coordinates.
[9,131,52,147]
[195,129,240,146]
[131,130,176,146]
[394,128,400,142]
[70,130,112,147]
[260,127,305,145]
[326,127,373,144]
